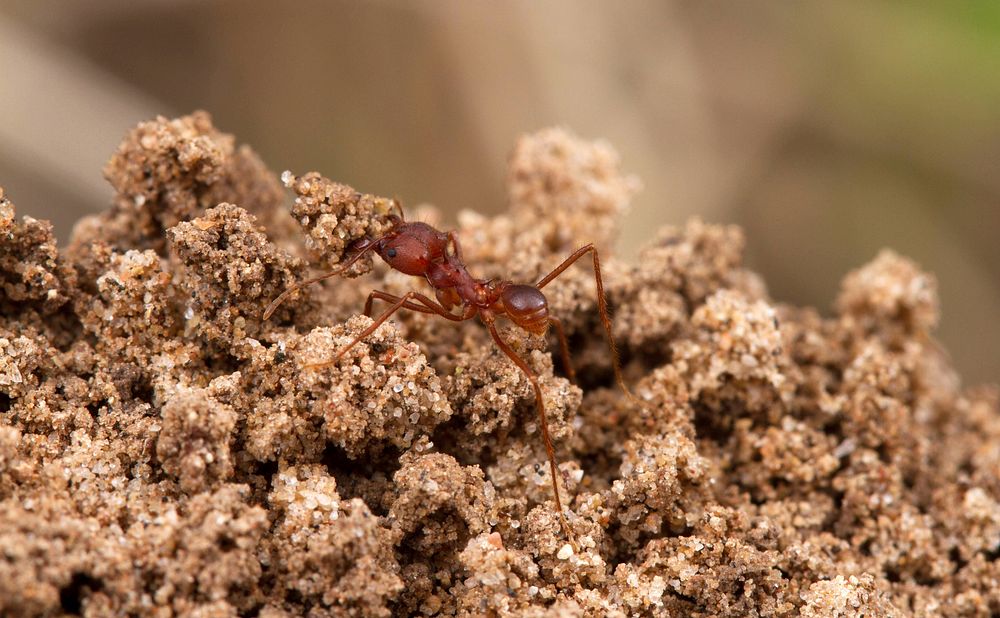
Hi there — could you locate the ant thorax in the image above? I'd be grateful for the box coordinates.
[424,255,478,299]
[477,279,506,307]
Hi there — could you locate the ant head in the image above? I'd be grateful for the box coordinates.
[376,227,434,276]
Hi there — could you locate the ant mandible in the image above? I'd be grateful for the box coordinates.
[264,206,637,541]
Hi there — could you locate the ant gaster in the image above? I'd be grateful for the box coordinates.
[264,206,638,542]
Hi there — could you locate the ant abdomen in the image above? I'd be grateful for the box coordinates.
[501,284,550,335]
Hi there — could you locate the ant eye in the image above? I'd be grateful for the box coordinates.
[386,248,397,258]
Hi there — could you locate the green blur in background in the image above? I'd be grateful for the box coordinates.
[1,1,997,384]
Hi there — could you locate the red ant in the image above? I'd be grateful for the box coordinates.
[264,207,637,541]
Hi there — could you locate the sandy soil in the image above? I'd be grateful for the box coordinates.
[1,112,998,617]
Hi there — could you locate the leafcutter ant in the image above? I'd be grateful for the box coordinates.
[265,206,637,541]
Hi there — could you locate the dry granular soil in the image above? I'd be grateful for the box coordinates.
[1,111,998,617]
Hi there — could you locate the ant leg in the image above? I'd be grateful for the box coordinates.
[263,241,377,321]
[306,291,471,370]
[536,244,638,404]
[549,317,576,384]
[485,320,576,545]
[363,290,465,321]
[304,291,420,370]
[364,291,435,317]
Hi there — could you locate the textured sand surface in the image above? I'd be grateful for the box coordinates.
[0,113,998,617]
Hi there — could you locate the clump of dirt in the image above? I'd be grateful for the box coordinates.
[281,170,398,276]
[1,112,998,617]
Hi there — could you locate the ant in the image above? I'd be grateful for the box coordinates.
[264,206,637,542]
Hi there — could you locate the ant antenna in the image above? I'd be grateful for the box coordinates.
[391,198,405,220]
[263,241,377,320]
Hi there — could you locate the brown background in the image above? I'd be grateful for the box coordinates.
[2,1,998,384]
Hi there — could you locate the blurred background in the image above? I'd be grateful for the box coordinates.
[1,1,998,384]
